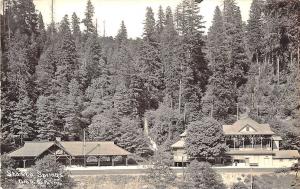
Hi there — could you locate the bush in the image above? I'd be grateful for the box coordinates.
[181,160,226,189]
[27,155,75,189]
[0,155,20,189]
[146,150,176,189]
[186,117,227,159]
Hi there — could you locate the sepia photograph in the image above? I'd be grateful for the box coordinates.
[0,0,299,188]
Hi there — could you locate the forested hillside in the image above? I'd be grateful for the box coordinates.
[1,0,299,156]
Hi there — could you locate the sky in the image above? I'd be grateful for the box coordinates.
[32,0,252,38]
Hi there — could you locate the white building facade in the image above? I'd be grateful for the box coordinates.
[171,118,300,167]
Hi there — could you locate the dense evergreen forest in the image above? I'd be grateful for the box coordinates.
[1,0,299,157]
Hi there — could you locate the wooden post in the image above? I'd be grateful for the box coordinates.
[111,156,114,166]
[260,137,263,149]
[251,137,254,148]
[233,137,236,150]
[23,160,26,168]
[125,156,128,166]
[242,137,245,149]
[98,157,101,167]
[236,103,239,120]
[271,138,273,150]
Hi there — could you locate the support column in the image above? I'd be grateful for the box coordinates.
[260,137,263,149]
[69,157,72,166]
[125,156,128,166]
[271,137,273,150]
[98,157,101,167]
[23,160,26,168]
[111,156,114,166]
[242,137,245,149]
[233,137,236,150]
[251,137,254,148]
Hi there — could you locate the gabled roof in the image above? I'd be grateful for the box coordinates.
[59,141,130,156]
[223,117,275,135]
[180,131,187,137]
[274,150,300,159]
[8,141,130,158]
[8,141,56,157]
[171,139,185,148]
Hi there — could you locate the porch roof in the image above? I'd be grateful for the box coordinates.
[7,141,56,157]
[8,141,130,158]
[59,141,130,156]
[226,149,275,155]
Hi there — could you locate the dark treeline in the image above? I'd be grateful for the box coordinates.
[1,0,299,156]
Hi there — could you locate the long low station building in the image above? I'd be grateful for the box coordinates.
[8,138,131,168]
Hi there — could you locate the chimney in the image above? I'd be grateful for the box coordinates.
[55,137,61,141]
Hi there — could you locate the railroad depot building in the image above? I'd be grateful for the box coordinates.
[8,138,131,168]
[172,117,300,167]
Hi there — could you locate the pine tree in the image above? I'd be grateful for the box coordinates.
[8,0,39,37]
[12,92,36,142]
[115,20,127,46]
[88,109,122,143]
[160,6,180,108]
[118,118,152,156]
[81,33,102,88]
[36,95,62,141]
[143,7,157,43]
[156,5,165,35]
[71,12,81,49]
[113,83,136,118]
[56,15,78,83]
[175,0,210,121]
[82,0,96,36]
[64,79,84,140]
[247,0,264,63]
[202,6,236,121]
[71,12,81,36]
[139,6,164,110]
[223,0,250,88]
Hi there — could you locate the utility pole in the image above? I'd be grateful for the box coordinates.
[95,18,98,35]
[251,168,253,189]
[50,0,55,38]
[83,128,86,167]
[20,122,23,145]
[236,102,239,120]
[103,20,106,37]
[277,55,280,85]
[51,0,54,23]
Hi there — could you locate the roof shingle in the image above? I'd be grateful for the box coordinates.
[8,141,130,158]
[223,117,275,135]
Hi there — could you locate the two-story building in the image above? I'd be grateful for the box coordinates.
[171,117,300,167]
